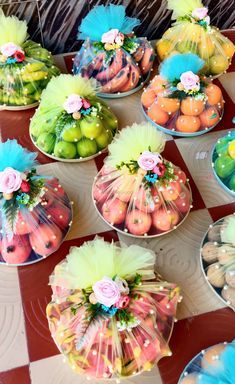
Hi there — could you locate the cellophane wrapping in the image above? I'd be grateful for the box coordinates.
[0,10,60,108]
[47,237,181,379]
[92,123,192,237]
[30,75,118,160]
[156,0,235,78]
[201,214,235,310]
[73,5,154,95]
[212,131,235,195]
[142,53,224,135]
[179,340,235,384]
[0,140,72,265]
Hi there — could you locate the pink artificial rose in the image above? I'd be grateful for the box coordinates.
[101,28,119,44]
[0,42,19,57]
[116,295,130,309]
[180,71,200,91]
[93,276,120,307]
[115,32,124,46]
[63,94,83,114]
[82,98,91,109]
[0,167,22,193]
[192,7,208,20]
[138,151,161,171]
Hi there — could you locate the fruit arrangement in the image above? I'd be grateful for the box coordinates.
[179,340,235,384]
[92,123,192,238]
[0,140,72,266]
[0,9,60,109]
[142,53,224,136]
[30,75,118,161]
[200,214,235,311]
[47,237,180,379]
[73,5,154,96]
[156,0,235,78]
[212,131,235,196]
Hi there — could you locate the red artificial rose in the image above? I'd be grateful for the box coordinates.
[82,99,91,109]
[153,163,166,177]
[20,180,30,193]
[13,50,25,63]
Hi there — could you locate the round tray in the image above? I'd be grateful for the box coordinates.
[142,104,224,138]
[200,214,235,312]
[0,102,39,111]
[211,130,235,197]
[92,176,192,239]
[0,191,73,267]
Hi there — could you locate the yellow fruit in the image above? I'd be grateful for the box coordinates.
[156,39,173,61]
[209,55,229,75]
[198,36,215,59]
[228,140,235,159]
[205,83,222,105]
[187,23,204,44]
[181,97,205,116]
[222,42,235,59]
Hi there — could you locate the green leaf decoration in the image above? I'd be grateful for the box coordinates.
[1,196,19,233]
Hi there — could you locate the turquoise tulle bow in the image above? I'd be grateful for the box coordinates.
[0,140,37,172]
[160,53,204,82]
[78,4,140,41]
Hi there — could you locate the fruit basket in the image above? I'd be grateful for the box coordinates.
[73,4,154,98]
[0,9,60,110]
[178,340,235,383]
[200,214,235,311]
[212,131,235,196]
[0,140,72,266]
[47,237,181,379]
[156,0,235,78]
[92,123,192,238]
[141,53,224,137]
[30,75,118,161]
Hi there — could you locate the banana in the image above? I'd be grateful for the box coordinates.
[96,49,126,82]
[22,62,45,73]
[21,71,48,82]
[101,64,131,93]
[119,63,141,92]
[140,46,154,75]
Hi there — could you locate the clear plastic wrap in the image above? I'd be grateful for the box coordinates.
[179,340,235,384]
[141,53,224,137]
[200,214,235,311]
[30,75,118,161]
[0,140,72,266]
[73,5,154,96]
[46,237,181,379]
[0,10,60,109]
[156,0,235,78]
[212,131,235,196]
[92,123,192,238]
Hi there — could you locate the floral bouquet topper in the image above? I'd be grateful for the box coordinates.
[92,123,192,237]
[47,237,180,378]
[73,5,154,94]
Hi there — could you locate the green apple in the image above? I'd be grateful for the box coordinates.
[61,121,82,142]
[95,129,113,149]
[37,133,55,153]
[77,138,98,157]
[214,155,235,178]
[80,117,103,139]
[229,173,235,192]
[215,137,230,156]
[54,141,77,159]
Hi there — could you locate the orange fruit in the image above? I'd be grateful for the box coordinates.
[157,96,180,113]
[181,97,205,116]
[147,103,169,126]
[199,107,220,127]
[205,83,222,105]
[176,115,201,133]
[222,42,235,59]
[141,88,156,109]
[150,75,168,94]
[156,39,173,61]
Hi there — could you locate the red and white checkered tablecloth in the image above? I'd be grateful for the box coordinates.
[0,31,234,384]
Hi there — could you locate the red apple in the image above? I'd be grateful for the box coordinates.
[1,235,31,264]
[46,205,71,230]
[174,169,187,184]
[46,178,65,198]
[15,209,39,235]
[161,181,181,201]
[40,191,54,208]
[134,186,161,213]
[92,184,110,205]
[113,174,135,203]
[174,189,191,213]
[126,209,152,236]
[29,224,63,257]
[102,198,127,225]
[152,208,180,232]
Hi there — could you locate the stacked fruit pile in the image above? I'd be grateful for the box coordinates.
[212,132,235,195]
[156,0,235,77]
[30,75,118,160]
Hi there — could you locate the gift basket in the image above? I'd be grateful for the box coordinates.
[47,237,180,379]
[179,340,235,383]
[156,0,235,78]
[212,131,235,196]
[30,75,118,161]
[0,9,60,110]
[200,214,235,310]
[141,53,224,137]
[0,140,72,266]
[92,123,192,238]
[73,4,154,97]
